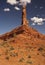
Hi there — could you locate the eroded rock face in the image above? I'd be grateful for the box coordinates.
[0,25,45,41]
[21,5,29,26]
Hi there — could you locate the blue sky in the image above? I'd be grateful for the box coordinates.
[0,0,45,34]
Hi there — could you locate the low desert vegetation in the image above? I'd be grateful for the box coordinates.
[10,52,18,57]
[19,58,24,62]
[28,55,31,58]
[26,60,33,64]
[42,53,45,57]
[38,47,44,51]
[5,56,9,60]
[13,33,17,37]
[9,46,15,51]
[0,41,9,48]
[5,50,9,55]
[0,54,1,56]
[25,43,29,45]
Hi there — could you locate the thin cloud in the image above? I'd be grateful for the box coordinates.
[35,6,43,9]
[7,0,31,5]
[32,23,35,25]
[14,6,20,10]
[6,0,31,12]
[7,0,18,5]
[35,6,37,8]
[4,8,10,12]
[31,17,45,25]
[36,15,40,17]
[37,22,44,25]
[40,6,43,9]
[20,0,31,5]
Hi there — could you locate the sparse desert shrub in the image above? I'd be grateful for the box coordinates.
[25,43,29,45]
[10,52,18,57]
[5,50,9,55]
[19,58,24,62]
[0,41,9,48]
[42,53,45,57]
[28,55,31,58]
[38,64,40,65]
[26,60,33,64]
[38,47,44,51]
[9,46,15,51]
[5,56,9,60]
[6,44,10,47]
[13,33,16,37]
[0,54,1,56]
[1,42,6,46]
[11,40,15,43]
[37,53,39,55]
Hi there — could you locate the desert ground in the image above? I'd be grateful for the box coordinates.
[0,25,45,65]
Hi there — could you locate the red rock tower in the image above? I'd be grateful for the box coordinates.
[21,5,29,26]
